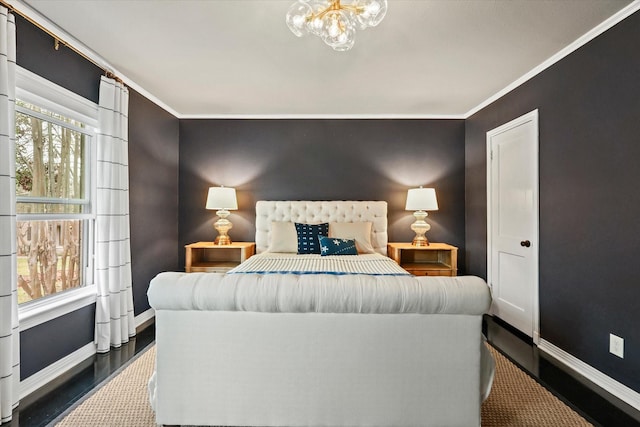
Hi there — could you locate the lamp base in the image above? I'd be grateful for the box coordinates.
[214,234,232,245]
[412,235,430,247]
[214,209,233,246]
[410,210,431,247]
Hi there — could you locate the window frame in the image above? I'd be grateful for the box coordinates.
[15,66,100,330]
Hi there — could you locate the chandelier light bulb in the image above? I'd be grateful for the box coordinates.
[308,17,324,35]
[328,14,341,37]
[286,2,313,36]
[355,0,387,29]
[293,15,305,28]
[285,0,387,51]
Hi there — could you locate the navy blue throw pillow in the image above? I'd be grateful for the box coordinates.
[318,236,358,256]
[295,223,329,254]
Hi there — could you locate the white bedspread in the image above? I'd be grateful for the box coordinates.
[228,253,410,276]
[148,272,491,315]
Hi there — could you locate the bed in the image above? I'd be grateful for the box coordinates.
[148,201,494,426]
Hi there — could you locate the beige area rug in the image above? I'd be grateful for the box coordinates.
[481,347,592,426]
[54,345,592,427]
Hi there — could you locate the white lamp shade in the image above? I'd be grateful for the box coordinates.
[206,186,238,210]
[405,187,438,211]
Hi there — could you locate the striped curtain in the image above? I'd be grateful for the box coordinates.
[0,7,19,423]
[95,76,135,353]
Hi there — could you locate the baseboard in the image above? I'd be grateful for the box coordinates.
[20,341,96,399]
[19,311,154,400]
[135,308,155,330]
[538,338,640,411]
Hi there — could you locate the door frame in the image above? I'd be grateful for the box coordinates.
[486,109,540,344]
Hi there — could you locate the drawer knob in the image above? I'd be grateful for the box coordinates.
[520,240,531,247]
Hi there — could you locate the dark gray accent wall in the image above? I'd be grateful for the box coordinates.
[15,16,179,377]
[128,90,180,315]
[179,119,466,271]
[15,15,102,104]
[20,305,95,380]
[465,11,640,392]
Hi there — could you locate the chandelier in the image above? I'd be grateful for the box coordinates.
[285,0,388,51]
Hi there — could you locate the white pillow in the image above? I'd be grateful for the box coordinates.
[329,222,375,254]
[267,222,298,253]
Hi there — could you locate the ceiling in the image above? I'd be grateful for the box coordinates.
[18,0,636,117]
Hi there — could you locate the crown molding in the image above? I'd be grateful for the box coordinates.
[465,1,640,118]
[5,0,180,118]
[177,113,466,120]
[6,0,640,120]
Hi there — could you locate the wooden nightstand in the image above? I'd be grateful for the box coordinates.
[387,242,458,276]
[185,242,255,273]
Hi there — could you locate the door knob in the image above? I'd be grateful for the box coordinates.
[520,240,531,247]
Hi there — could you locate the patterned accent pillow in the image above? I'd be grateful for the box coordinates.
[295,223,329,254]
[318,236,358,256]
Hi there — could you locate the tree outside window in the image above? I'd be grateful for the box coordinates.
[15,100,93,304]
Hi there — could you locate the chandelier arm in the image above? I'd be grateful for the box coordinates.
[305,2,364,22]
[339,5,364,14]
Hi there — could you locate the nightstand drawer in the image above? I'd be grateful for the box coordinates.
[188,263,241,273]
[406,268,456,277]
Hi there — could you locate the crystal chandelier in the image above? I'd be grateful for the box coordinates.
[286,0,388,51]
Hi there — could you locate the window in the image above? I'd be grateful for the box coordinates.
[15,68,98,312]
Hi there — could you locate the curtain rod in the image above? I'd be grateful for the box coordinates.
[0,0,123,83]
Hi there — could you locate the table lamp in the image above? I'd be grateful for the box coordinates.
[405,186,438,246]
[206,186,238,245]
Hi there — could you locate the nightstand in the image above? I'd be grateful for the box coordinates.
[387,242,458,276]
[185,242,255,273]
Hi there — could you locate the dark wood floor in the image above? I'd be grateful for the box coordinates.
[484,315,640,427]
[5,325,155,427]
[3,317,640,426]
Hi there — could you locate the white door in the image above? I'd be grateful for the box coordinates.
[487,110,539,343]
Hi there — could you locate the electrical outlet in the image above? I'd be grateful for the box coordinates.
[609,333,624,358]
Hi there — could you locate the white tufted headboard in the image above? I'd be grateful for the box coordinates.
[255,201,388,255]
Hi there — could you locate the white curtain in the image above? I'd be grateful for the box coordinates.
[95,76,135,353]
[0,6,19,423]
